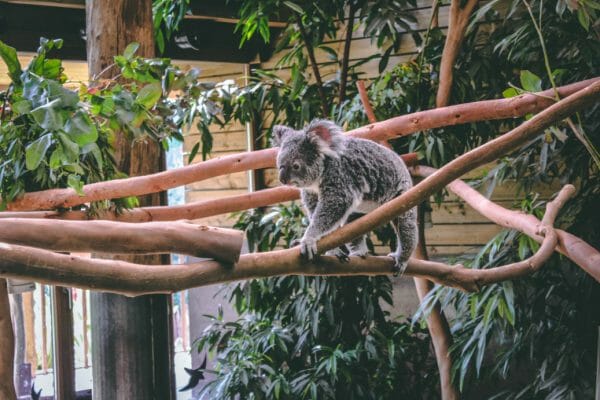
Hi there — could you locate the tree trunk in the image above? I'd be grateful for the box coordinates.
[85,1,175,399]
[0,279,17,400]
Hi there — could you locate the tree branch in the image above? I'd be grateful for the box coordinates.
[2,78,596,212]
[414,166,600,282]
[315,81,600,259]
[297,18,329,116]
[0,219,244,263]
[0,279,16,400]
[436,0,479,107]
[339,3,357,104]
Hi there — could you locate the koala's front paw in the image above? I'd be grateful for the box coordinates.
[387,252,408,276]
[300,237,318,260]
[325,247,349,263]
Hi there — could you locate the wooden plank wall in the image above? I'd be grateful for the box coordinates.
[0,0,557,258]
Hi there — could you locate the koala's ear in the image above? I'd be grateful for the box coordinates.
[305,119,345,156]
[271,125,294,147]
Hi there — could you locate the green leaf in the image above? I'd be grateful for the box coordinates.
[25,133,53,170]
[502,87,519,98]
[64,112,98,146]
[136,82,162,108]
[0,40,22,83]
[519,70,542,92]
[283,1,303,14]
[123,42,140,60]
[58,132,80,162]
[11,100,31,114]
[577,8,590,30]
[67,174,85,195]
[30,99,64,131]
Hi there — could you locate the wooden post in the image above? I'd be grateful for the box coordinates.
[23,292,37,377]
[85,0,175,398]
[40,285,48,373]
[0,279,17,400]
[52,287,75,400]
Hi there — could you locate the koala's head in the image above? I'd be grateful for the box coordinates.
[272,119,345,188]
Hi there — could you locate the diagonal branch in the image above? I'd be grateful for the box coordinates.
[2,78,596,212]
[436,0,479,107]
[316,81,600,261]
[414,166,600,281]
[297,17,329,116]
[339,3,357,104]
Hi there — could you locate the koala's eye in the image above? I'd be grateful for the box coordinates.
[292,162,301,171]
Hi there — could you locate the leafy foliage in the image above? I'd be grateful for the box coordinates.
[0,38,205,211]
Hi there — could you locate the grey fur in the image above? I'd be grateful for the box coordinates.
[274,119,417,273]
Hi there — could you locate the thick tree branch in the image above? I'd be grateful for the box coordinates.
[0,219,244,263]
[414,166,600,282]
[436,0,479,107]
[0,279,16,400]
[339,3,357,104]
[2,78,596,212]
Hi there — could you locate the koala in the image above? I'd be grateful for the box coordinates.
[273,119,417,273]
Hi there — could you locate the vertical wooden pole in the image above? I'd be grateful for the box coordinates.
[52,286,75,400]
[0,279,17,400]
[86,1,175,399]
[40,285,48,373]
[82,289,89,368]
[180,292,188,350]
[23,292,37,376]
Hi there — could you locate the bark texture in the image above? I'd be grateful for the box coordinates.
[0,219,243,263]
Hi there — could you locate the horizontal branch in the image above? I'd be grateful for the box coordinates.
[0,219,244,263]
[0,153,414,222]
[414,166,600,282]
[0,181,571,295]
[0,186,302,223]
[315,81,600,257]
[3,78,596,212]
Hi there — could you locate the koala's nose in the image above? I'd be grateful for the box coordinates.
[279,168,289,184]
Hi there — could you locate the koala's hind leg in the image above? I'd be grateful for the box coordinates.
[346,213,368,258]
[388,207,418,274]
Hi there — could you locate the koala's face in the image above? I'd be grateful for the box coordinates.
[274,128,323,188]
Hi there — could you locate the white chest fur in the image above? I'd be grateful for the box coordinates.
[354,200,380,214]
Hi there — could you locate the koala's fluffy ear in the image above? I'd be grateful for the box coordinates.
[271,125,294,147]
[305,119,345,157]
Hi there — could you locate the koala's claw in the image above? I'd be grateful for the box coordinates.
[300,237,318,260]
[325,247,349,263]
[387,252,408,276]
[291,238,302,247]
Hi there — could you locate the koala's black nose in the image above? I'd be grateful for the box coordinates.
[279,167,289,184]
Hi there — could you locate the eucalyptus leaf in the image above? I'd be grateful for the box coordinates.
[25,133,53,170]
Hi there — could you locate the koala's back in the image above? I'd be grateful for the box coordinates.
[324,137,412,203]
